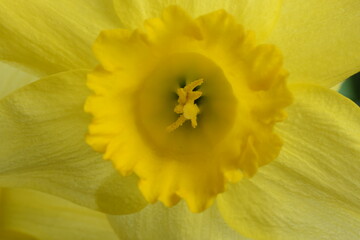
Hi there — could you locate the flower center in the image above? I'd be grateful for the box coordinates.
[85,6,293,213]
[167,79,203,132]
[134,52,237,156]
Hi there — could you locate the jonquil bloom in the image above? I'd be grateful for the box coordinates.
[85,6,292,213]
[0,1,359,240]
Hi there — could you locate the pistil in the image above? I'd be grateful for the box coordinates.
[167,79,204,132]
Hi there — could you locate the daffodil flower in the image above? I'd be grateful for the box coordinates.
[0,1,359,240]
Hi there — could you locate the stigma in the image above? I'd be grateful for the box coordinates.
[167,79,204,132]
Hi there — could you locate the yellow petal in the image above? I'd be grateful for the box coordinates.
[0,188,118,240]
[108,202,249,240]
[217,84,360,239]
[0,70,147,214]
[0,0,121,75]
[0,230,35,240]
[0,62,36,99]
[268,0,360,87]
[112,0,282,41]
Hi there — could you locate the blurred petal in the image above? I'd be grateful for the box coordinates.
[268,0,360,87]
[113,0,281,41]
[0,70,147,214]
[0,62,36,99]
[0,0,121,75]
[0,230,35,240]
[0,188,36,240]
[0,188,118,240]
[108,202,249,240]
[218,84,360,240]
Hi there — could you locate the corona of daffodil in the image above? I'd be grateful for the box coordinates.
[0,1,360,240]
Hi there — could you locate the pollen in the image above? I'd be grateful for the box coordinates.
[167,79,204,132]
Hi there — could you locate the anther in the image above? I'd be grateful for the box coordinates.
[167,79,204,132]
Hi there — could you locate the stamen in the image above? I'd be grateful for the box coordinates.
[167,79,204,132]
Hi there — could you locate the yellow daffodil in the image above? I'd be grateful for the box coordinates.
[0,1,359,240]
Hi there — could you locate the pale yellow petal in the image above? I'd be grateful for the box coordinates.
[0,230,36,240]
[113,0,281,40]
[0,70,147,215]
[0,189,35,240]
[0,188,118,240]
[218,84,360,240]
[108,202,249,240]
[331,81,344,92]
[0,62,36,99]
[268,0,360,87]
[0,0,121,75]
